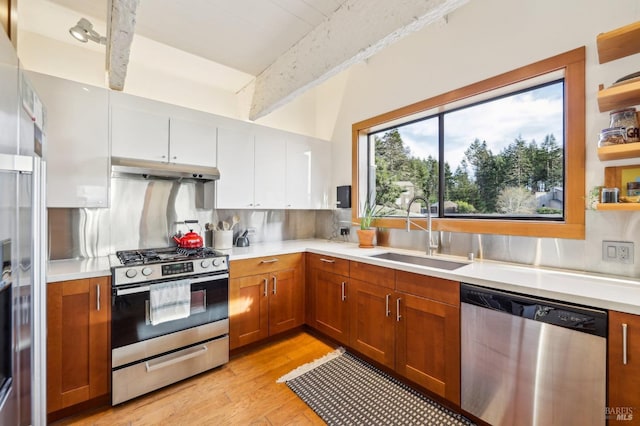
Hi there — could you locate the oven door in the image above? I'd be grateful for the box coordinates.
[111,273,229,350]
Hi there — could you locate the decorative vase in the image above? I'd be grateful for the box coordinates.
[357,229,376,248]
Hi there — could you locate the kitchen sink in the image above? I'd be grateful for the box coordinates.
[369,252,468,270]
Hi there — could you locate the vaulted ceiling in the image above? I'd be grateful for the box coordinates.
[26,0,470,119]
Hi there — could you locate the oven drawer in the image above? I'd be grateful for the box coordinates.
[112,335,229,405]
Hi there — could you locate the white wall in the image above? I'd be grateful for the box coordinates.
[322,0,640,275]
[325,0,640,188]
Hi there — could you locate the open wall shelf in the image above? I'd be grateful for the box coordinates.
[597,21,640,64]
[596,21,640,113]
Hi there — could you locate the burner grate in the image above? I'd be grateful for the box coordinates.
[116,246,219,266]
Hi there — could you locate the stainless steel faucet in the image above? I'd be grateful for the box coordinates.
[406,195,438,256]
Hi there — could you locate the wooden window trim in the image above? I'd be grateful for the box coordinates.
[351,47,586,239]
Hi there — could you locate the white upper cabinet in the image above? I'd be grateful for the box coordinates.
[111,105,169,161]
[169,117,217,167]
[217,126,255,208]
[28,72,110,208]
[254,130,286,209]
[110,93,217,167]
[286,135,332,209]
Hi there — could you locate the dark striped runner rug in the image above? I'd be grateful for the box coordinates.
[277,348,474,426]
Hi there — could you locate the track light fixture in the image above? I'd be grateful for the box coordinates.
[69,18,106,45]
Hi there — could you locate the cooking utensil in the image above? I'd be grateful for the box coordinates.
[222,220,230,231]
[230,215,239,230]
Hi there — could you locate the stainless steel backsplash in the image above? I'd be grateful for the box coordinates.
[48,176,321,259]
[319,208,640,278]
[49,179,640,278]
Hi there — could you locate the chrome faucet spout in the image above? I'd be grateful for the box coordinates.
[406,195,438,256]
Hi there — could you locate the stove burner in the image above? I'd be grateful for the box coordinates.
[116,246,219,266]
[176,247,215,257]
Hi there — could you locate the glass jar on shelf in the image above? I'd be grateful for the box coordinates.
[609,108,639,142]
[598,127,627,147]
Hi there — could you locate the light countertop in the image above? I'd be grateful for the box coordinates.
[47,257,111,283]
[46,239,640,315]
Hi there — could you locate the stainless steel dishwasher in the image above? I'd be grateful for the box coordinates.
[460,284,607,426]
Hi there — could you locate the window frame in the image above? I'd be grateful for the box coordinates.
[351,47,585,239]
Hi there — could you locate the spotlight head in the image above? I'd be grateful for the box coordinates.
[68,18,105,45]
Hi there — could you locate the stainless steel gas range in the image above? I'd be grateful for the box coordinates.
[109,247,229,405]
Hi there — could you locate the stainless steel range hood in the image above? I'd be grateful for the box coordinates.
[111,157,220,182]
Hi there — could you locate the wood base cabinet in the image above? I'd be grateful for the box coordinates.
[349,262,396,368]
[395,271,460,404]
[47,277,110,415]
[306,253,351,345]
[229,254,304,349]
[608,310,640,425]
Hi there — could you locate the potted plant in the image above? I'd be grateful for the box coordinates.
[357,198,384,248]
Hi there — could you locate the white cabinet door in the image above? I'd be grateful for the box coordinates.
[28,72,110,207]
[285,136,312,209]
[111,105,169,162]
[309,138,332,209]
[169,117,217,167]
[254,132,286,209]
[217,126,255,208]
[286,136,332,209]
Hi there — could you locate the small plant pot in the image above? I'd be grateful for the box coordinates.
[357,229,376,248]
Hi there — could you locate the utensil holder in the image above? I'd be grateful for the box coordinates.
[214,230,233,249]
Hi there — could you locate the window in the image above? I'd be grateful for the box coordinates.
[352,47,585,239]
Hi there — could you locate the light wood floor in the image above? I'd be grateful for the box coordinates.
[56,331,335,425]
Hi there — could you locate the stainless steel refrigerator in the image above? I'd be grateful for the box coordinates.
[0,28,47,426]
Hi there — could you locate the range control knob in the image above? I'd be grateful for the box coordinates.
[213,258,222,267]
[200,260,211,269]
[125,269,137,279]
[141,267,153,276]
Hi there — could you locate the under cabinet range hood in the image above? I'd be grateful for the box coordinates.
[111,157,220,182]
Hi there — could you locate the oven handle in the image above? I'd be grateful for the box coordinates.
[144,344,208,372]
[115,273,229,296]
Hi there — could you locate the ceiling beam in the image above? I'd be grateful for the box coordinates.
[249,0,469,121]
[106,0,139,91]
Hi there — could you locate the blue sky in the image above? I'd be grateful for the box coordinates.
[395,82,564,170]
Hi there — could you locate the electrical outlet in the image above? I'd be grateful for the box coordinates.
[340,227,350,236]
[602,241,634,264]
[247,227,257,235]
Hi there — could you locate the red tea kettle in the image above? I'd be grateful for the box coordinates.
[173,229,203,248]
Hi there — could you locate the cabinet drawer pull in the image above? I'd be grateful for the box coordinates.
[320,258,335,263]
[385,294,391,317]
[623,323,628,365]
[272,276,277,295]
[341,281,346,301]
[260,258,279,264]
[396,298,402,321]
[263,278,268,297]
[96,284,101,311]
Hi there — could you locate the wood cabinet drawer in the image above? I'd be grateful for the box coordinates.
[306,253,349,276]
[349,261,394,289]
[230,253,302,278]
[395,270,459,306]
